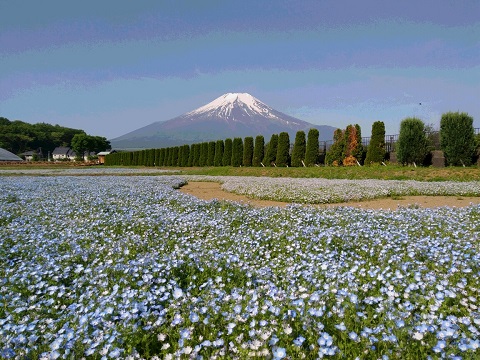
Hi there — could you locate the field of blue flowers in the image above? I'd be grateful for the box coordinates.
[1,174,479,359]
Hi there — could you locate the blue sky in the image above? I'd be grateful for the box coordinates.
[1,0,479,140]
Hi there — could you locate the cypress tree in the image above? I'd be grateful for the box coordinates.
[264,134,278,166]
[397,117,429,165]
[305,128,320,166]
[154,149,160,166]
[199,142,208,166]
[159,148,166,166]
[365,121,386,165]
[149,149,156,166]
[343,124,363,166]
[252,135,265,167]
[440,112,475,166]
[231,137,243,167]
[291,130,306,167]
[214,140,224,166]
[182,145,190,167]
[243,136,254,166]
[326,129,345,166]
[223,138,233,166]
[207,141,216,166]
[193,143,201,166]
[187,144,194,167]
[276,132,290,167]
[171,147,179,167]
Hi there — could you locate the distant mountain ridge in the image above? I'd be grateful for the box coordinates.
[110,93,337,149]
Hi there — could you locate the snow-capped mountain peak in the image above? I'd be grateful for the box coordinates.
[186,92,275,119]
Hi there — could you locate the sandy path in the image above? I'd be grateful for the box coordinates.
[179,181,480,210]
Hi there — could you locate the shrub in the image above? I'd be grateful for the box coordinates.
[291,131,306,167]
[223,139,232,166]
[243,137,254,166]
[440,112,475,166]
[231,138,243,167]
[305,128,320,166]
[264,134,278,166]
[252,135,265,167]
[276,132,290,167]
[365,121,386,165]
[397,117,429,165]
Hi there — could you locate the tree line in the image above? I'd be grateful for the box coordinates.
[106,111,478,168]
[0,117,110,159]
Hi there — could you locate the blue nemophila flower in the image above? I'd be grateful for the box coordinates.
[272,346,286,359]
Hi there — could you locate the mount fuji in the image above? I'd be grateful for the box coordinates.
[110,93,337,149]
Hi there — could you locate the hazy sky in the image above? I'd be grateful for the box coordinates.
[1,0,479,140]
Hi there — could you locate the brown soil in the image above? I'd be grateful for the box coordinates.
[179,181,480,210]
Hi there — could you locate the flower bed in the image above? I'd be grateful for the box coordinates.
[0,176,479,359]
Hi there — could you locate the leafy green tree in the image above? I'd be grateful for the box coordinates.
[207,141,216,166]
[440,112,476,166]
[243,136,254,166]
[365,121,386,165]
[214,140,224,166]
[70,133,91,160]
[231,137,243,167]
[326,129,345,165]
[264,134,278,166]
[187,145,194,167]
[397,117,429,165]
[252,135,265,167]
[276,132,290,167]
[223,138,233,166]
[305,128,319,166]
[291,131,306,167]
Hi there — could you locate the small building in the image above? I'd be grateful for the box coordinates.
[0,148,24,162]
[52,147,76,161]
[20,149,44,161]
[97,150,116,164]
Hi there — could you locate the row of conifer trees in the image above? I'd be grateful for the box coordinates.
[105,128,327,167]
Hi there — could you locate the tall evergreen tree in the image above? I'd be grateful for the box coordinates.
[264,134,278,166]
[207,141,216,166]
[199,142,208,166]
[231,137,243,167]
[223,138,233,166]
[214,140,224,166]
[291,131,306,167]
[397,117,429,165]
[342,124,363,166]
[440,112,475,166]
[187,144,194,167]
[243,136,254,166]
[276,132,290,167]
[252,135,265,167]
[326,129,345,166]
[365,121,386,165]
[193,143,201,166]
[305,128,320,166]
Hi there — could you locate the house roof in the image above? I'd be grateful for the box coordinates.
[97,151,111,156]
[0,148,24,161]
[52,147,71,156]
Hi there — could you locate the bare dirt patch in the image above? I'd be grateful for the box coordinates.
[179,181,480,210]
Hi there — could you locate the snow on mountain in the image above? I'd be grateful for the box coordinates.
[110,93,336,149]
[186,93,283,122]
